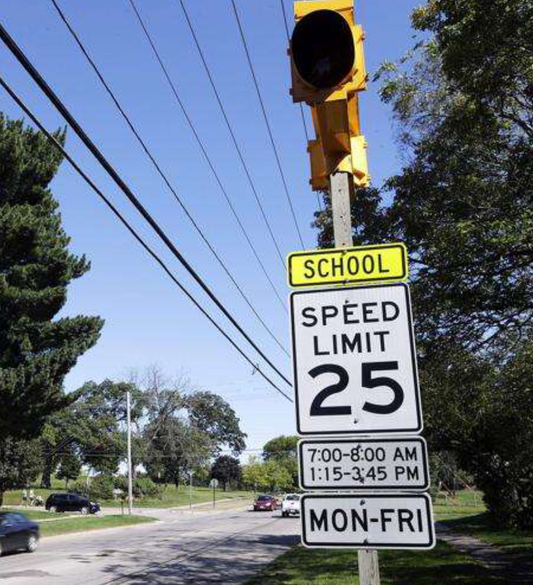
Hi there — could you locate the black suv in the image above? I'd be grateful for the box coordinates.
[45,493,100,515]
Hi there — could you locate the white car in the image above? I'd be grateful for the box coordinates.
[281,494,301,517]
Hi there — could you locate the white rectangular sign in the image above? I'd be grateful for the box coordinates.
[298,437,429,491]
[301,494,435,550]
[290,283,422,435]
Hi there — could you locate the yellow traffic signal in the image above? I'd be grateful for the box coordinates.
[288,0,370,191]
[290,0,367,105]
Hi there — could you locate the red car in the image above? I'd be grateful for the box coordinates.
[253,495,276,511]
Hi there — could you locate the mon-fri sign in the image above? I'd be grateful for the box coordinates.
[301,494,435,550]
[290,283,422,435]
[298,437,429,491]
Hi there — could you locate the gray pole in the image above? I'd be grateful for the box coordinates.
[330,171,381,585]
[126,391,134,516]
[189,471,193,511]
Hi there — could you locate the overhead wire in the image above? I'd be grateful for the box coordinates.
[48,0,289,357]
[278,0,323,213]
[126,0,287,312]
[174,0,287,268]
[229,0,305,250]
[0,20,292,390]
[0,75,293,404]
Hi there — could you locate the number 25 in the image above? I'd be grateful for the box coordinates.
[309,362,404,417]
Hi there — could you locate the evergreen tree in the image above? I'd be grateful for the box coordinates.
[0,115,104,443]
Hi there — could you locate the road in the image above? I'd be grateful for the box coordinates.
[0,506,300,584]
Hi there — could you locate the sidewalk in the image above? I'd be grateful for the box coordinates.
[437,522,533,584]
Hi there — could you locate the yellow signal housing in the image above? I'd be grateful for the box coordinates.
[288,0,370,191]
[289,0,367,105]
[307,94,369,191]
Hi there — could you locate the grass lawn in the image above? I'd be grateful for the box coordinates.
[0,508,63,521]
[244,492,518,585]
[99,485,253,508]
[433,490,486,521]
[244,543,506,585]
[39,514,156,538]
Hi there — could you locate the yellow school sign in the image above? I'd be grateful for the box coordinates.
[288,243,408,288]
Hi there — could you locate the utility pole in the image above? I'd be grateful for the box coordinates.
[330,171,381,585]
[126,390,134,516]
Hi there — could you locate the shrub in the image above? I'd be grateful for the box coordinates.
[113,475,163,499]
[134,477,162,498]
[72,474,114,501]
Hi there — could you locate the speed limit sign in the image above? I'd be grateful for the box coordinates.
[290,283,422,436]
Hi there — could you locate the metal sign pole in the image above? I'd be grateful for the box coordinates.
[330,171,381,585]
[126,391,134,516]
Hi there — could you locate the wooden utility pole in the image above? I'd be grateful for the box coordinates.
[330,171,381,585]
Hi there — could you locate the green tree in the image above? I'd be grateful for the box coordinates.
[39,380,142,487]
[0,117,103,444]
[0,439,41,505]
[262,460,292,492]
[211,455,241,491]
[56,448,82,489]
[263,435,299,489]
[262,436,299,461]
[242,457,269,492]
[187,391,247,455]
[144,417,212,488]
[412,0,533,139]
[242,457,291,493]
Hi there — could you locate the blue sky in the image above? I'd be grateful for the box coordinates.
[0,0,422,453]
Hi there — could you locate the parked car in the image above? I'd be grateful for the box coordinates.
[0,512,39,555]
[45,493,100,515]
[253,495,277,512]
[281,494,301,517]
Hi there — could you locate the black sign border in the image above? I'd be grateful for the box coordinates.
[290,283,423,436]
[298,437,430,491]
[288,244,408,289]
[301,493,435,550]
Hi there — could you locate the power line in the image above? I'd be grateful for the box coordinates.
[48,448,296,458]
[48,0,289,358]
[126,0,287,312]
[0,75,293,404]
[278,0,323,213]
[230,0,305,249]
[0,21,292,390]
[174,0,287,268]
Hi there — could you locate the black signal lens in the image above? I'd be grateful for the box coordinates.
[292,10,355,89]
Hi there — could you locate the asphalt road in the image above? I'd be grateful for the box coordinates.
[0,507,300,584]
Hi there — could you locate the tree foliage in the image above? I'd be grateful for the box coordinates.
[0,439,41,506]
[262,435,299,489]
[211,455,241,491]
[39,380,142,487]
[187,391,247,456]
[56,448,82,489]
[0,116,103,442]
[242,456,292,493]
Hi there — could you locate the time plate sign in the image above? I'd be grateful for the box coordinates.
[301,494,435,550]
[290,283,422,435]
[298,438,429,491]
